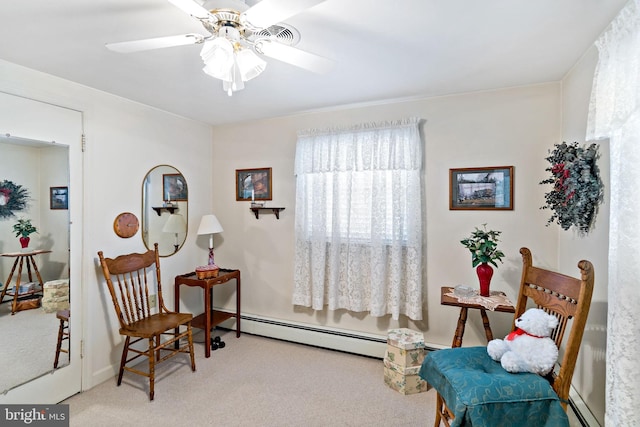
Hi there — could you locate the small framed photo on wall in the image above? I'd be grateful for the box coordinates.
[50,186,68,210]
[236,167,272,201]
[450,166,514,210]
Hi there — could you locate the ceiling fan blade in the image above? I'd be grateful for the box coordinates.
[255,40,333,74]
[106,34,204,53]
[167,0,211,19]
[243,0,327,29]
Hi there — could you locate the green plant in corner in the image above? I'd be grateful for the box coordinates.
[460,224,505,267]
[12,218,38,238]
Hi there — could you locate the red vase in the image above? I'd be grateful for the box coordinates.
[19,236,30,249]
[476,263,493,297]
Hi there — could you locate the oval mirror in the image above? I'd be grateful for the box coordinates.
[142,165,188,257]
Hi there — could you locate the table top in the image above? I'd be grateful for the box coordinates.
[440,286,515,313]
[1,249,52,257]
[175,269,240,286]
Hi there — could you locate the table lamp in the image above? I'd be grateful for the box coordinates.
[197,214,223,265]
[162,213,186,253]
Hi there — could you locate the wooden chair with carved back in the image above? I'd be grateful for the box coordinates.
[98,243,196,400]
[420,247,594,426]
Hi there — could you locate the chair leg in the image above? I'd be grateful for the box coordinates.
[187,324,196,372]
[148,337,155,401]
[435,392,454,427]
[434,392,443,427]
[117,336,130,386]
[54,317,65,368]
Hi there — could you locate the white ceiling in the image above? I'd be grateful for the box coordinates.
[0,0,627,126]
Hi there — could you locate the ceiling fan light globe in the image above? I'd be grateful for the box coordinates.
[200,38,235,79]
[231,61,245,90]
[236,49,267,81]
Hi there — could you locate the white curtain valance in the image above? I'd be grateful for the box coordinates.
[295,118,422,174]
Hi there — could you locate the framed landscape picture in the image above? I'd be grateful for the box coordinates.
[236,167,272,201]
[50,186,69,210]
[450,166,514,210]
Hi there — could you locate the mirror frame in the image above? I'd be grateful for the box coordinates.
[141,165,188,257]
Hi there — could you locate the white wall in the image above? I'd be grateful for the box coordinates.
[0,59,214,392]
[561,46,609,425]
[211,83,561,347]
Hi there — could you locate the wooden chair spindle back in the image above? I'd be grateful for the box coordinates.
[98,244,162,330]
[513,247,594,406]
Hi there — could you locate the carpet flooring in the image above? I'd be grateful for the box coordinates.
[64,330,435,426]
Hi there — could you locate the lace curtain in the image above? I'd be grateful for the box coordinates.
[292,118,423,320]
[586,1,640,425]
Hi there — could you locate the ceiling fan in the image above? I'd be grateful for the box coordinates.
[106,0,332,96]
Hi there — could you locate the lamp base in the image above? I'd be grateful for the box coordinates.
[208,247,215,266]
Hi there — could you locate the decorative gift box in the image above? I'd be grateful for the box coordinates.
[383,358,429,395]
[196,265,220,279]
[383,328,428,395]
[42,279,70,313]
[385,328,426,368]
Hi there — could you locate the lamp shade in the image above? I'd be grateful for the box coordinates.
[197,214,223,235]
[162,214,186,233]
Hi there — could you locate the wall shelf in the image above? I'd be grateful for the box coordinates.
[250,207,285,219]
[152,206,178,216]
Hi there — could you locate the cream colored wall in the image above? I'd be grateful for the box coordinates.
[560,46,609,425]
[0,59,214,392]
[211,83,561,348]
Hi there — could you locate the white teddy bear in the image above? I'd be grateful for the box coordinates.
[487,308,559,375]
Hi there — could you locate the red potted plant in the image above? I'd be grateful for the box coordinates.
[460,224,505,296]
[12,218,38,250]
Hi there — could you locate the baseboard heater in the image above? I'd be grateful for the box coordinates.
[217,312,438,358]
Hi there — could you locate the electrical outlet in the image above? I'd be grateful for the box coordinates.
[149,294,157,308]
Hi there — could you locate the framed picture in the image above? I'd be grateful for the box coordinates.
[50,186,68,210]
[450,166,514,210]
[163,173,188,202]
[236,167,272,201]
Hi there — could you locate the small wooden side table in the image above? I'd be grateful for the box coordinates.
[0,250,52,315]
[174,269,241,358]
[441,286,515,348]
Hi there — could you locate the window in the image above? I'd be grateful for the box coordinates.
[292,118,423,320]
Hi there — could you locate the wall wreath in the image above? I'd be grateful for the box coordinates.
[540,142,604,235]
[0,180,30,219]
